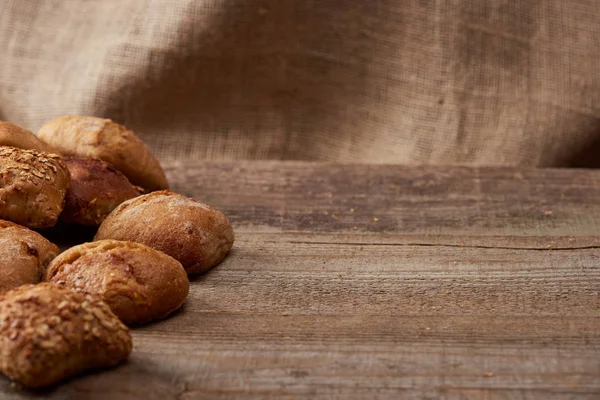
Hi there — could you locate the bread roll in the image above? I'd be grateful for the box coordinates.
[38,116,168,191]
[0,220,59,291]
[0,283,131,388]
[61,157,141,226]
[0,147,71,228]
[95,190,234,274]
[46,240,189,325]
[0,121,60,154]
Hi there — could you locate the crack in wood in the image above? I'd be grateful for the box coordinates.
[280,241,600,251]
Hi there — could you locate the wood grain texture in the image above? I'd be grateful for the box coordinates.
[3,162,600,399]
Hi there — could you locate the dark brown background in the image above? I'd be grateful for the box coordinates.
[1,0,600,166]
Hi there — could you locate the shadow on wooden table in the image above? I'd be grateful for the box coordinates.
[0,360,135,397]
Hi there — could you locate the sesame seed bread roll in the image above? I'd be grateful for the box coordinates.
[0,283,131,388]
[0,147,71,228]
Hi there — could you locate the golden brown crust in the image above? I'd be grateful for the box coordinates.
[0,283,131,388]
[0,220,59,292]
[37,116,168,191]
[95,191,234,274]
[0,147,71,228]
[0,121,60,155]
[61,157,141,226]
[46,240,189,325]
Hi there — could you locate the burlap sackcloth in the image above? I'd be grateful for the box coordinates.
[1,0,599,167]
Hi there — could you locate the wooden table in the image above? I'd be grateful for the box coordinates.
[3,162,600,399]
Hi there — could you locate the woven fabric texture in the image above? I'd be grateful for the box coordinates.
[1,0,599,166]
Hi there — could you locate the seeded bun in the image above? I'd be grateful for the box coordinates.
[95,191,234,274]
[0,283,131,388]
[46,240,189,325]
[0,147,71,228]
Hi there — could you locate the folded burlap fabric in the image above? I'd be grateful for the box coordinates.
[1,1,599,166]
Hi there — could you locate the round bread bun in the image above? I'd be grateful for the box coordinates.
[61,157,142,226]
[0,283,131,388]
[94,190,234,274]
[0,147,71,228]
[0,220,60,292]
[0,121,60,154]
[37,116,168,191]
[45,240,189,325]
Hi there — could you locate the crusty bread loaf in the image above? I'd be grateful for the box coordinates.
[46,240,189,325]
[0,220,59,291]
[0,121,60,154]
[0,147,71,228]
[95,190,234,274]
[61,157,141,226]
[37,116,168,191]
[0,283,131,388]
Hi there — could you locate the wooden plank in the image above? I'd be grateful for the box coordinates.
[167,162,600,236]
[2,162,600,399]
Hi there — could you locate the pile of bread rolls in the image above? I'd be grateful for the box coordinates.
[0,117,234,388]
